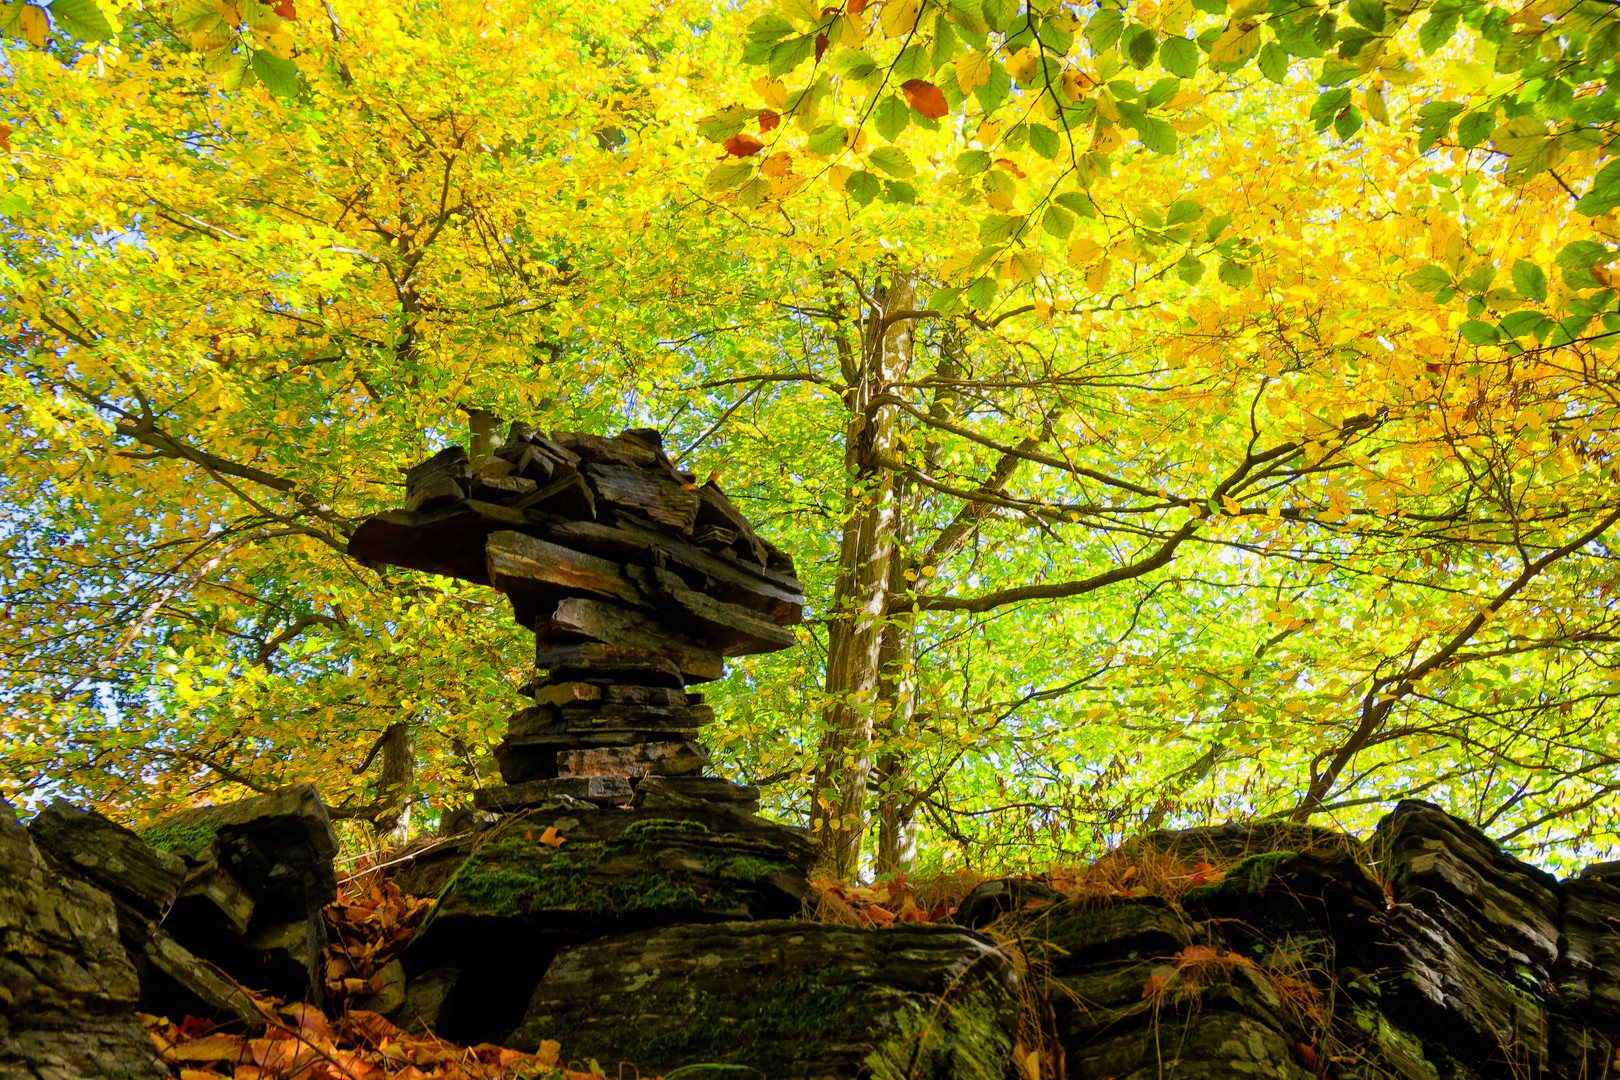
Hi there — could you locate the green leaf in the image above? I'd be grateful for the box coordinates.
[1042,204,1076,239]
[768,34,817,76]
[1511,259,1548,303]
[927,286,963,313]
[1500,310,1553,340]
[1574,159,1620,217]
[1556,240,1609,289]
[846,169,883,207]
[1348,0,1384,32]
[955,149,992,175]
[745,12,796,44]
[1027,123,1060,159]
[1310,87,1352,132]
[1137,116,1176,155]
[47,0,114,41]
[868,145,916,177]
[1333,103,1363,140]
[1085,7,1124,54]
[1177,254,1205,284]
[1160,35,1198,79]
[1206,213,1232,240]
[873,96,910,142]
[880,179,919,204]
[1165,199,1202,225]
[807,125,848,156]
[979,213,1026,243]
[1257,41,1289,84]
[705,160,755,192]
[1218,259,1253,287]
[250,49,299,98]
[1056,191,1099,217]
[1405,263,1453,294]
[1418,10,1459,53]
[964,273,1001,309]
[974,64,1011,113]
[1458,320,1500,345]
[1144,76,1180,109]
[1192,0,1227,13]
[1456,110,1493,148]
[1125,24,1158,68]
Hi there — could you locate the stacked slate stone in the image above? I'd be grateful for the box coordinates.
[348,427,805,814]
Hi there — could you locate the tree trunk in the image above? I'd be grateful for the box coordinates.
[811,270,916,879]
[370,721,414,848]
[873,541,918,876]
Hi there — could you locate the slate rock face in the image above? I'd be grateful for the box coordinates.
[506,920,1019,1080]
[399,805,814,1045]
[0,799,168,1080]
[136,782,339,1006]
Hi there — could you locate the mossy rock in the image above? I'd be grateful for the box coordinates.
[507,920,1019,1079]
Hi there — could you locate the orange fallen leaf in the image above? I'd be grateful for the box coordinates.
[1176,945,1219,964]
[166,1034,250,1064]
[537,825,566,847]
[1141,973,1172,997]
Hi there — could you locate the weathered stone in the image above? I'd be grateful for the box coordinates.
[534,680,602,707]
[235,913,328,1006]
[474,777,636,811]
[27,800,186,929]
[632,776,759,810]
[356,958,407,1016]
[168,861,256,940]
[0,799,167,1080]
[140,782,339,924]
[392,966,461,1036]
[506,920,1019,1080]
[1549,875,1620,1078]
[401,808,813,1045]
[137,929,263,1031]
[558,741,709,779]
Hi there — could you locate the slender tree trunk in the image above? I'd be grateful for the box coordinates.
[811,270,916,879]
[873,539,918,876]
[370,721,414,848]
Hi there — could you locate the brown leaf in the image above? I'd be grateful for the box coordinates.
[847,0,867,13]
[722,134,765,157]
[900,79,948,119]
[166,1035,250,1064]
[1141,973,1171,997]
[758,108,780,133]
[1176,945,1219,964]
[537,825,566,847]
[814,32,829,60]
[271,0,296,17]
[1291,1041,1318,1070]
[994,157,1026,178]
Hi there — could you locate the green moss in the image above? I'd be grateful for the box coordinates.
[1353,1008,1440,1080]
[439,819,788,922]
[138,817,220,856]
[515,970,862,1066]
[865,983,1016,1080]
[1183,850,1297,903]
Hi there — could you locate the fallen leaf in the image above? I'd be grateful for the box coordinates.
[1141,973,1172,997]
[537,825,567,847]
[900,79,948,119]
[536,1040,562,1066]
[166,1035,250,1064]
[1176,945,1219,964]
[1291,1041,1318,1069]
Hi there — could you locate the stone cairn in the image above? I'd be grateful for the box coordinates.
[348,426,804,816]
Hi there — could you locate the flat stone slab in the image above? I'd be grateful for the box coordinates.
[506,920,1020,1079]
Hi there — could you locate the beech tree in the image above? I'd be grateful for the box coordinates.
[2,0,1618,875]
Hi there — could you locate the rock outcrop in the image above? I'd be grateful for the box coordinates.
[0,799,167,1080]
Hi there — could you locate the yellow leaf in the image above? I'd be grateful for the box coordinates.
[753,75,788,109]
[1209,21,1260,64]
[827,164,852,190]
[1068,237,1102,266]
[1085,255,1112,292]
[955,49,992,93]
[1362,81,1389,124]
[1005,47,1039,85]
[835,12,866,46]
[1010,250,1046,282]
[537,1040,561,1067]
[537,825,566,847]
[18,3,46,45]
[778,0,821,23]
[880,0,919,38]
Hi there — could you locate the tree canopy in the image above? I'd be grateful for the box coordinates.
[2,0,1618,876]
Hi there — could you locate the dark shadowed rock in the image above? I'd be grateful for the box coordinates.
[0,799,168,1080]
[952,877,1060,929]
[506,920,1019,1080]
[140,783,339,924]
